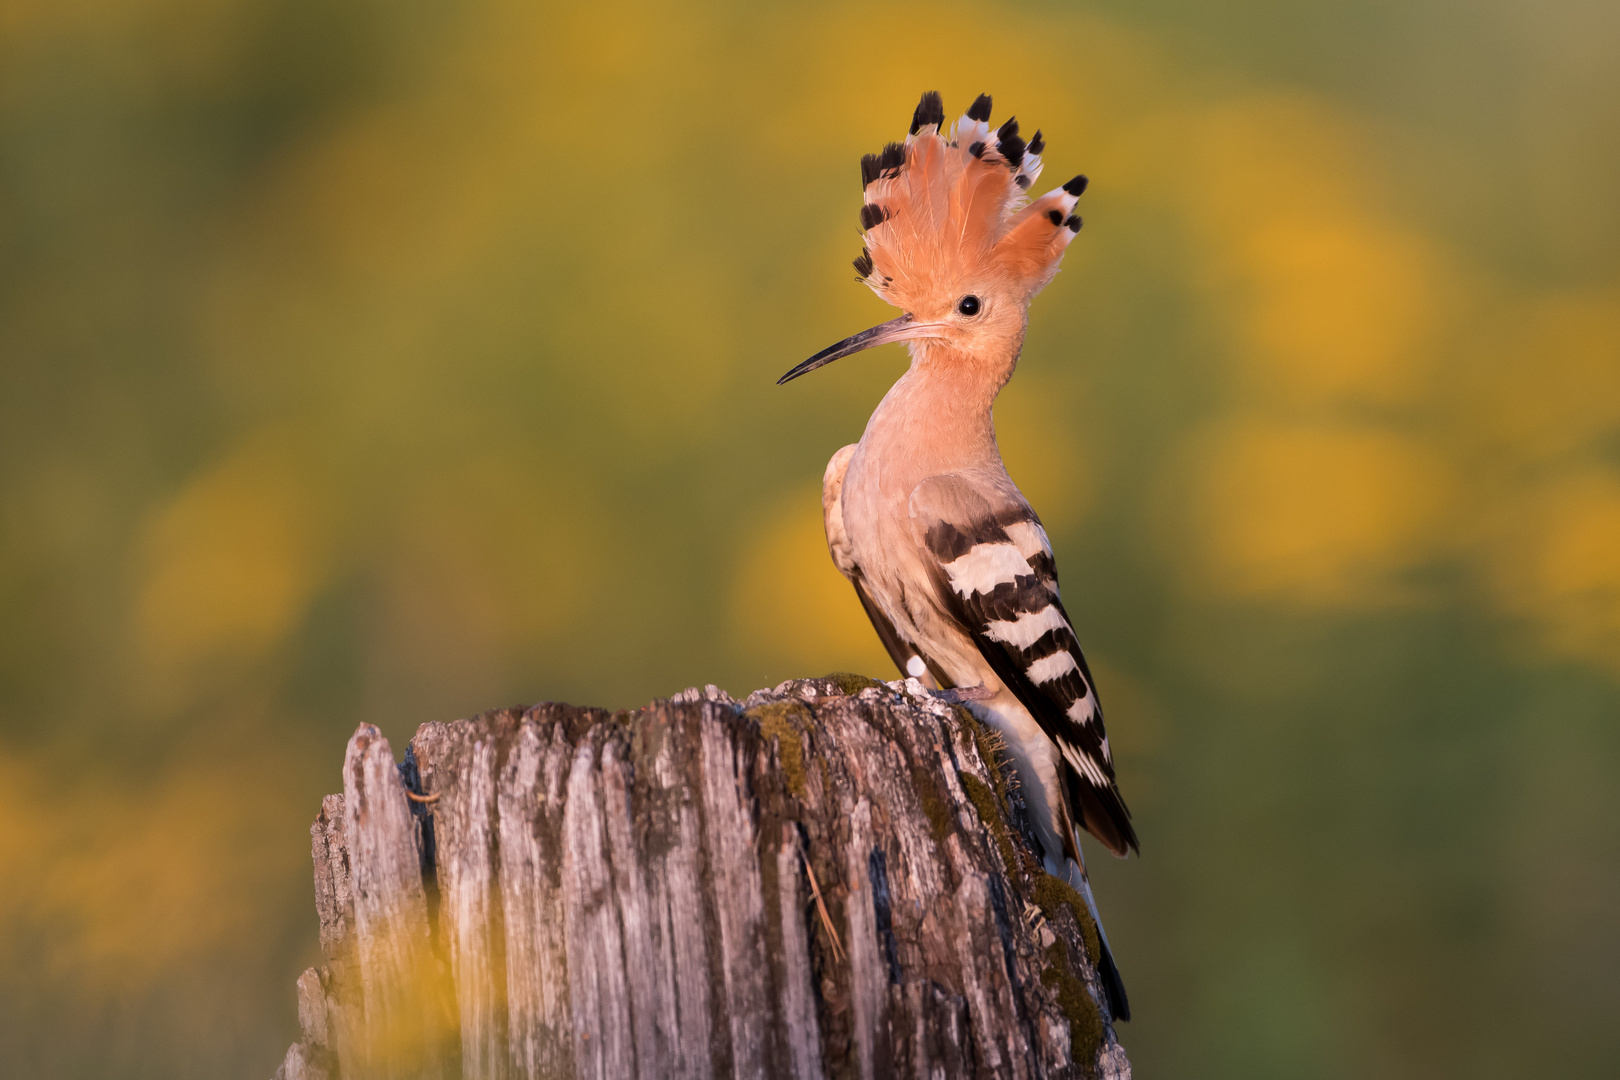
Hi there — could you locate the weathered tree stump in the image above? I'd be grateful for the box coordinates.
[273,676,1132,1079]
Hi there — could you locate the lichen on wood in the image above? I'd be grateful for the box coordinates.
[274,676,1131,1080]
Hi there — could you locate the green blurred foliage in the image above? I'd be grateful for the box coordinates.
[1,0,1617,1076]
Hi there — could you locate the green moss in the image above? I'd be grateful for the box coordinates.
[822,672,885,695]
[746,701,811,801]
[955,705,1011,806]
[959,772,1019,874]
[1040,940,1105,1066]
[1030,874,1102,968]
[954,708,1047,877]
[910,766,952,844]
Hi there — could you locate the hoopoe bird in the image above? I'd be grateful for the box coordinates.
[779,91,1136,1021]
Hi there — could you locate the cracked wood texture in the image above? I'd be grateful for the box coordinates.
[273,676,1132,1080]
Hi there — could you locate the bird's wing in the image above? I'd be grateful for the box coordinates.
[909,473,1138,856]
[821,445,860,577]
[822,445,939,686]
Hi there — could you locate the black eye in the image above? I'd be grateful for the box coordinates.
[957,295,981,316]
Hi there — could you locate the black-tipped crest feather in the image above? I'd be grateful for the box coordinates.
[999,133,1027,168]
[861,142,907,189]
[995,117,1027,167]
[910,90,944,134]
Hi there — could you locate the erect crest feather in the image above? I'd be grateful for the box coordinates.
[854,91,1086,309]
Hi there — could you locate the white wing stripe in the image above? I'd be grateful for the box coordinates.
[1026,650,1079,685]
[1066,694,1097,726]
[1002,519,1052,562]
[983,604,1068,650]
[943,542,1031,596]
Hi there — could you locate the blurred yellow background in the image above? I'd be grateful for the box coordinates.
[1,0,1616,1075]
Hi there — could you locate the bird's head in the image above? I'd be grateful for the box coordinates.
[779,91,1087,385]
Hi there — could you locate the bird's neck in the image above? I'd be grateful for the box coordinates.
[860,341,1018,481]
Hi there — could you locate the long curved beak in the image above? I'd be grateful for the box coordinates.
[776,313,939,385]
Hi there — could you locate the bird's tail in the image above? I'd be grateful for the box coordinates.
[1063,857,1131,1023]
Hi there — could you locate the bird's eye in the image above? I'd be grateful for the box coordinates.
[957,295,981,317]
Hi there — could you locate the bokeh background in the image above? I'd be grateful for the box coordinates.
[2,0,1617,1075]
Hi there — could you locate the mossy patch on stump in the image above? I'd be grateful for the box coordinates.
[954,704,1012,806]
[959,772,1020,876]
[821,672,885,696]
[746,700,812,801]
[1031,874,1103,968]
[910,765,953,844]
[1040,939,1105,1066]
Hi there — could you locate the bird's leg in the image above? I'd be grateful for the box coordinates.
[936,683,996,703]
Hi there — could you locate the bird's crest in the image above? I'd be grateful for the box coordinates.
[854,91,1086,310]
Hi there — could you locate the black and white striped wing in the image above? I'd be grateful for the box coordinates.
[910,474,1138,856]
